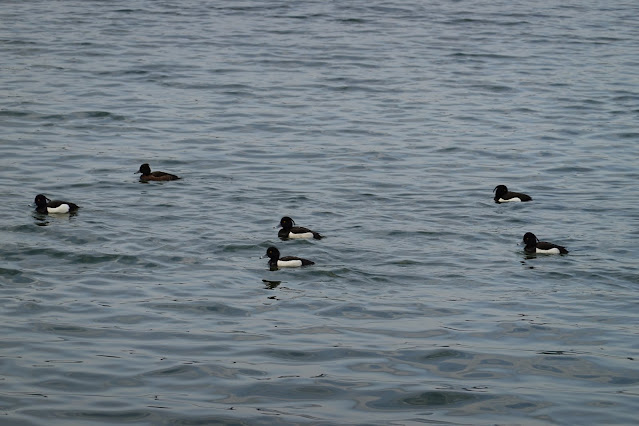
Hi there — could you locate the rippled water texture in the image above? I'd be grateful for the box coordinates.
[1,0,638,424]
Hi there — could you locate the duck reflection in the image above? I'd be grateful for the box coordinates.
[33,211,75,226]
[262,279,281,290]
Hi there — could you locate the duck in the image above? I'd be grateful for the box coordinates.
[263,246,315,270]
[136,163,180,181]
[278,216,323,240]
[523,232,569,254]
[493,185,532,203]
[34,194,79,214]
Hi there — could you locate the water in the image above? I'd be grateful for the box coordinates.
[1,0,638,424]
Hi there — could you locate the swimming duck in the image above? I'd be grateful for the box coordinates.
[34,194,79,214]
[493,185,532,203]
[263,246,315,270]
[278,216,323,240]
[523,232,569,254]
[136,163,180,181]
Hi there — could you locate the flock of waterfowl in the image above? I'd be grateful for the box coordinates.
[492,184,568,255]
[32,165,568,271]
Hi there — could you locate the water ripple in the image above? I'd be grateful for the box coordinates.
[2,0,638,425]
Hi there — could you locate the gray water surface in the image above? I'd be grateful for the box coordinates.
[1,1,639,425]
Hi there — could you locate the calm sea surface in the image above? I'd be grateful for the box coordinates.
[1,1,639,424]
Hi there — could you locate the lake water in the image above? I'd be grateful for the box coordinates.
[1,1,638,424]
